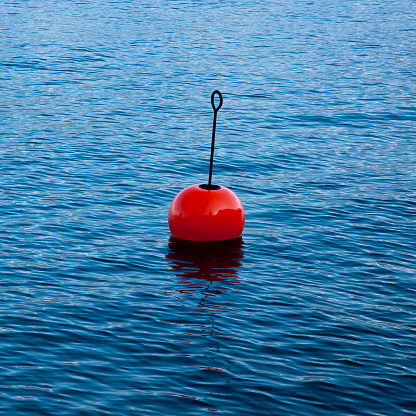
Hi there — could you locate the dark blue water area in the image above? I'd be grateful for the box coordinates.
[1,0,416,414]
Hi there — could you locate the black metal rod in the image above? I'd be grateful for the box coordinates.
[208,90,223,187]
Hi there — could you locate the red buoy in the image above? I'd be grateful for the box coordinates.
[168,91,245,241]
[168,183,244,241]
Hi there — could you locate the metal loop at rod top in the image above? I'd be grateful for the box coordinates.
[211,90,223,113]
[208,90,223,187]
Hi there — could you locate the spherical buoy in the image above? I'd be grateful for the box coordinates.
[168,183,244,241]
[168,90,245,241]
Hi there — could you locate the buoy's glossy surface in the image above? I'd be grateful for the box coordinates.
[168,183,245,241]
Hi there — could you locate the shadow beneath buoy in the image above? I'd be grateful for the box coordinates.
[166,236,244,284]
[166,237,245,384]
[166,237,244,391]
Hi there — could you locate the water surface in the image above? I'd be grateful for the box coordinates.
[1,0,415,414]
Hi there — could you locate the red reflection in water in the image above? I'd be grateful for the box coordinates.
[166,236,244,389]
[166,236,244,283]
[166,236,244,313]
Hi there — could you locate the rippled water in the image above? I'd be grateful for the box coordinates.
[1,0,416,414]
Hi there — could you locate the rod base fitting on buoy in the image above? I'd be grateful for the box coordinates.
[168,183,245,242]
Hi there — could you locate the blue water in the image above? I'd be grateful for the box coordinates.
[1,0,416,414]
